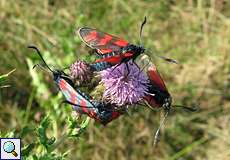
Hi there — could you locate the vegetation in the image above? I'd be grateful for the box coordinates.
[0,0,229,159]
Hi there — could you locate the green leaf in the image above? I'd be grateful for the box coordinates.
[32,155,39,160]
[37,116,56,150]
[80,117,90,129]
[67,116,90,138]
[22,143,36,157]
[19,126,34,138]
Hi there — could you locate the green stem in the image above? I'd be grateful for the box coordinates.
[24,88,35,124]
[170,137,208,160]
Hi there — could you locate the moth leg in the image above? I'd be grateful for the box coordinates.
[110,62,122,73]
[125,62,130,76]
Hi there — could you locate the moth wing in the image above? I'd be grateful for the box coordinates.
[78,27,129,54]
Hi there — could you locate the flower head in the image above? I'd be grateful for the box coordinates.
[99,60,149,106]
[70,60,93,85]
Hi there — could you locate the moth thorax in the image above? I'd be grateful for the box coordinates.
[162,97,172,111]
[53,70,62,81]
[138,45,145,53]
[122,44,139,53]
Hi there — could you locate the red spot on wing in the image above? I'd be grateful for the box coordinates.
[84,31,98,42]
[103,111,121,125]
[111,112,120,119]
[95,52,134,64]
[98,35,113,46]
[70,92,76,104]
[59,79,67,90]
[96,55,122,64]
[80,98,89,113]
[144,95,161,108]
[89,111,99,120]
[147,65,167,91]
[113,39,128,47]
[123,52,134,57]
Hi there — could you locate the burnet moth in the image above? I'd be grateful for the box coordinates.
[135,54,197,146]
[77,17,177,72]
[28,46,123,125]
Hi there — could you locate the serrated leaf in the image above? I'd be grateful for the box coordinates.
[37,116,50,148]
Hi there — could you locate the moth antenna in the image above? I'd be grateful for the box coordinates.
[139,16,147,46]
[28,46,54,73]
[134,59,150,77]
[158,55,178,64]
[172,104,198,112]
[145,49,178,64]
[33,63,50,74]
[33,64,40,69]
[153,111,169,147]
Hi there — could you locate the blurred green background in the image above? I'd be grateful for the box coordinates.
[0,0,230,159]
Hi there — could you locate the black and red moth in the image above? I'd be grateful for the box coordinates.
[144,63,172,111]
[143,62,196,113]
[58,77,122,125]
[77,18,147,71]
[29,46,122,125]
[134,54,172,112]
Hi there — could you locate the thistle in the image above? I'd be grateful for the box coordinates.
[70,60,93,85]
[99,60,149,106]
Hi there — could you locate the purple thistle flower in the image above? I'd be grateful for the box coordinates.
[99,60,149,106]
[70,60,93,85]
